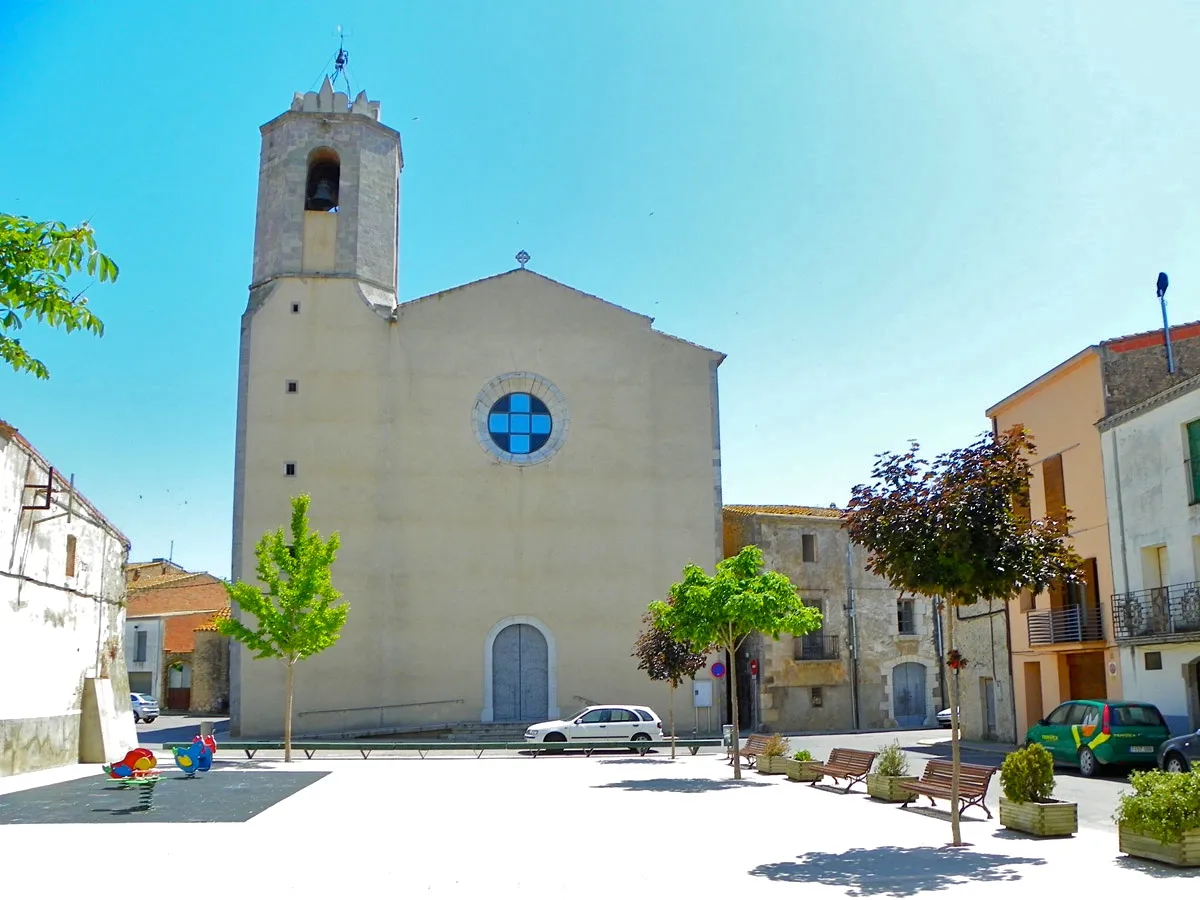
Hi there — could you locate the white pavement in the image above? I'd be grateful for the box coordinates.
[2,753,1197,895]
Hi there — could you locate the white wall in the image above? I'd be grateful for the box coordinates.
[125,617,164,699]
[0,425,136,775]
[1102,380,1200,735]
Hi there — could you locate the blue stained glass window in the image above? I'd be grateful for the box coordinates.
[488,393,552,455]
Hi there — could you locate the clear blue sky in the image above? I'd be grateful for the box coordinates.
[4,3,1199,579]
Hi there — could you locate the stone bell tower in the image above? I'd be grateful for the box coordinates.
[250,77,403,313]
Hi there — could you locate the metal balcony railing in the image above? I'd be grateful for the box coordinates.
[1027,604,1104,645]
[1113,582,1200,642]
[793,634,840,660]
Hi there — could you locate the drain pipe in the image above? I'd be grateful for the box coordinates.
[846,534,861,731]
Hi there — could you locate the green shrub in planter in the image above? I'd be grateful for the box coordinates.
[867,741,916,802]
[786,748,822,781]
[999,742,1077,836]
[793,749,813,762]
[1000,742,1055,803]
[758,734,791,775]
[1115,767,1200,846]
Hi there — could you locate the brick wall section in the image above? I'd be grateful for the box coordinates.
[1102,325,1200,417]
[126,575,228,617]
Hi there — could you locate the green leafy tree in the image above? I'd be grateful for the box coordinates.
[0,214,118,379]
[651,545,820,779]
[844,426,1081,845]
[218,494,348,761]
[633,609,710,758]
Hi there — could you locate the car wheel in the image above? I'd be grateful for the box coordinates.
[543,732,566,743]
[1164,752,1189,774]
[1078,747,1100,777]
[144,717,156,724]
[629,733,651,752]
[133,713,140,723]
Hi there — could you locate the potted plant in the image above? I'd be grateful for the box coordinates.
[998,742,1077,836]
[786,748,824,782]
[1115,766,1200,866]
[867,740,917,802]
[757,733,791,775]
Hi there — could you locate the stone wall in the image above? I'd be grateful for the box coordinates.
[191,632,230,715]
[948,599,1017,744]
[1101,326,1200,418]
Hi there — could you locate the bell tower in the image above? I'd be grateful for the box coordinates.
[250,77,403,307]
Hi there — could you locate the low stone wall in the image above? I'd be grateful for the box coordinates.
[0,713,81,776]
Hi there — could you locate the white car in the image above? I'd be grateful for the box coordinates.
[131,692,159,724]
[525,705,664,747]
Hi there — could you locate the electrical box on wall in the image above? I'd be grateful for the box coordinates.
[693,681,713,708]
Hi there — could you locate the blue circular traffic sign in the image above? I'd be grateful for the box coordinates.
[711,662,726,678]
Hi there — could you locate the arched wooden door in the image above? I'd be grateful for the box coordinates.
[491,624,549,722]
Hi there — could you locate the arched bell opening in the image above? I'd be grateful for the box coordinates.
[305,148,340,212]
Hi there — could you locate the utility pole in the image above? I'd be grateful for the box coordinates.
[1158,272,1176,375]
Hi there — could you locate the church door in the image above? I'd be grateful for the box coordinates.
[492,624,549,722]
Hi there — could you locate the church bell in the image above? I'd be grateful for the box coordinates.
[308,177,338,211]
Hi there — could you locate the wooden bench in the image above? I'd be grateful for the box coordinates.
[898,759,998,819]
[728,734,773,768]
[805,748,878,793]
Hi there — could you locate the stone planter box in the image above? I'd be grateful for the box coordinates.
[1118,823,1200,867]
[757,755,790,776]
[867,773,918,802]
[999,797,1078,836]
[785,758,824,781]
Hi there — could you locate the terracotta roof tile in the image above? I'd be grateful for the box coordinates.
[724,504,844,518]
[195,607,231,633]
[163,613,217,653]
[1101,319,1200,353]
[126,574,228,617]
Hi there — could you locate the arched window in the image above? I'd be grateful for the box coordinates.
[305,149,340,211]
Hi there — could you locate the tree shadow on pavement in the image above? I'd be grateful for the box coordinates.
[594,778,771,793]
[749,845,1046,897]
[597,757,676,765]
[1114,856,1200,879]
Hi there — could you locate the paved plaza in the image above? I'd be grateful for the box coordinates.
[1,751,1196,895]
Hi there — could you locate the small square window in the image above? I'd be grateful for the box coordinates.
[811,687,823,708]
[286,380,298,394]
[291,302,301,314]
[802,534,817,563]
[284,462,297,477]
[1145,651,1163,671]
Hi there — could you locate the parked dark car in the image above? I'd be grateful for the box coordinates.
[1157,728,1200,773]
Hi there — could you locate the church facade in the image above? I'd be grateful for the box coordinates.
[230,80,726,737]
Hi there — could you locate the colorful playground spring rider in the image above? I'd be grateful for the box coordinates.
[172,735,218,777]
[102,747,162,810]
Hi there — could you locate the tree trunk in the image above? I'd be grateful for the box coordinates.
[728,642,742,780]
[669,682,677,759]
[947,606,962,846]
[284,657,295,764]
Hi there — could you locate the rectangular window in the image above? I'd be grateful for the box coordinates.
[801,534,817,563]
[811,687,824,708]
[1145,651,1163,671]
[291,302,301,314]
[1018,588,1034,613]
[286,380,298,394]
[284,462,297,477]
[1188,420,1200,504]
[1043,453,1066,523]
[897,598,916,635]
[65,535,77,577]
[134,630,147,664]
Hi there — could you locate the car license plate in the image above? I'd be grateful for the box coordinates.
[1131,745,1153,753]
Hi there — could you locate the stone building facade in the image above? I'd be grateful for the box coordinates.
[724,506,944,733]
[1,419,136,776]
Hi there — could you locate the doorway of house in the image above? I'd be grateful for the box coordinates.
[892,662,928,727]
[167,662,192,710]
[980,677,997,739]
[1066,651,1107,701]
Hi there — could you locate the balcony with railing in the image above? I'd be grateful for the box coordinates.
[1027,604,1104,646]
[1113,582,1200,643]
[793,634,840,660]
